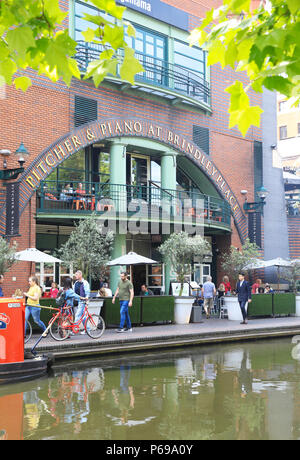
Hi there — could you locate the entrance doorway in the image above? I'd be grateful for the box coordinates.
[127,153,150,201]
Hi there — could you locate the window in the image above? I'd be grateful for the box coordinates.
[278,101,287,112]
[193,126,209,155]
[279,125,287,140]
[174,40,206,80]
[75,0,114,42]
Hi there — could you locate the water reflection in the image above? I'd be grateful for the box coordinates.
[1,338,300,440]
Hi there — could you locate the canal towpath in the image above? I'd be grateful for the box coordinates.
[25,316,300,361]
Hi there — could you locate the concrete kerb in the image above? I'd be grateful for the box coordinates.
[25,317,300,361]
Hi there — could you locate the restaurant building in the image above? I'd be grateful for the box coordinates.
[0,0,289,294]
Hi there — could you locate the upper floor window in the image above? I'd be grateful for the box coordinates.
[279,125,287,140]
[174,40,206,81]
[75,0,114,42]
[278,100,287,112]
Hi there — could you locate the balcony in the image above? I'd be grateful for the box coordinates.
[75,41,210,107]
[37,181,231,231]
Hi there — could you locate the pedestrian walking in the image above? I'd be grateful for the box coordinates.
[73,270,90,334]
[236,272,252,325]
[24,275,46,334]
[201,276,216,319]
[112,272,134,332]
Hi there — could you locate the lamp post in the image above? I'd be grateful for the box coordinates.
[0,142,29,180]
[241,186,269,247]
[241,186,269,214]
[0,143,29,238]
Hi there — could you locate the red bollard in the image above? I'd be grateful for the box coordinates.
[0,298,25,364]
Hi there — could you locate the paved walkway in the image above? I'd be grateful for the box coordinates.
[25,316,300,361]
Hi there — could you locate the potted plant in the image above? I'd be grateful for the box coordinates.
[282,261,300,316]
[158,232,211,324]
[221,239,261,321]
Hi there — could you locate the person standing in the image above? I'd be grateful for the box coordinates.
[112,272,134,333]
[73,270,90,334]
[24,276,46,334]
[223,276,232,295]
[236,272,252,325]
[201,276,216,319]
[0,274,4,297]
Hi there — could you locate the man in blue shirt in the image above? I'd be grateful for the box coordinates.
[0,275,4,297]
[201,276,216,319]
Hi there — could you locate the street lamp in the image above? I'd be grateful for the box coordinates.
[241,186,269,214]
[0,142,29,180]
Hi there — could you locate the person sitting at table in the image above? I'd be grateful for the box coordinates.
[252,278,262,294]
[76,183,86,196]
[140,284,154,296]
[264,284,274,294]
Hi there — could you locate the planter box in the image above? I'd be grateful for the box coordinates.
[294,294,300,317]
[248,294,273,317]
[273,293,296,316]
[88,299,104,316]
[224,296,243,321]
[174,297,194,324]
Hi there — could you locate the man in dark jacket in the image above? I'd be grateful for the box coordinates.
[236,272,252,325]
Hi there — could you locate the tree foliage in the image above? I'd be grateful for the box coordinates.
[158,232,211,296]
[190,0,300,135]
[0,0,143,91]
[282,261,300,293]
[57,214,114,280]
[221,238,261,282]
[0,237,17,275]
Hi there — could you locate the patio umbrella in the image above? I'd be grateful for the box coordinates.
[245,257,292,290]
[107,252,157,266]
[14,248,61,263]
[14,248,61,288]
[107,252,158,285]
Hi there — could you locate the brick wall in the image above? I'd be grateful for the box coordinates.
[288,216,300,260]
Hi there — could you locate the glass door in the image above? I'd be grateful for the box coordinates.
[130,154,150,201]
[194,264,211,286]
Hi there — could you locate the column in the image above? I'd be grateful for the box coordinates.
[109,139,127,214]
[161,151,177,295]
[110,233,127,295]
[109,139,127,293]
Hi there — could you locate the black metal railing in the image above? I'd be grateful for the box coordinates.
[37,180,231,227]
[75,41,210,104]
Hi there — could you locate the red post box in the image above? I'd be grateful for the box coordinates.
[0,298,25,364]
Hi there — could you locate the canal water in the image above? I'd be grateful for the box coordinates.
[1,337,300,440]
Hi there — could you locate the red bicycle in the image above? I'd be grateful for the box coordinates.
[49,301,105,341]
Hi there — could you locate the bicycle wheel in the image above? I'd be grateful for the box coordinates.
[50,315,71,341]
[25,320,32,344]
[86,314,105,339]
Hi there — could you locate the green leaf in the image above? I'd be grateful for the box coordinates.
[225,81,249,112]
[14,76,32,92]
[119,47,144,84]
[6,25,36,56]
[229,105,263,136]
[286,0,300,15]
[263,75,292,96]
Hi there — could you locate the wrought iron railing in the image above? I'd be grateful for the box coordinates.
[37,180,231,227]
[75,41,210,105]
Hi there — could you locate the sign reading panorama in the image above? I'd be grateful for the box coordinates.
[117,0,189,31]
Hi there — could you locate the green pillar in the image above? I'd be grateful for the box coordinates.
[161,150,177,191]
[109,139,127,293]
[161,151,177,295]
[110,233,127,295]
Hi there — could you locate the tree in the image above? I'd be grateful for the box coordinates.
[158,232,211,296]
[57,214,114,280]
[0,237,17,275]
[221,238,261,282]
[190,0,300,136]
[282,261,300,293]
[0,0,143,92]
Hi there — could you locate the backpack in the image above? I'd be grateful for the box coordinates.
[56,290,67,307]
